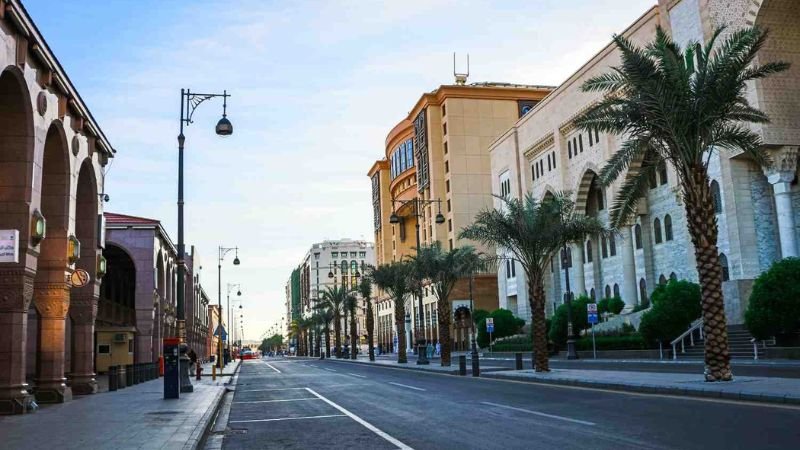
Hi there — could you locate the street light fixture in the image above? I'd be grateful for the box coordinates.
[169,88,233,399]
[390,197,445,365]
[218,246,241,369]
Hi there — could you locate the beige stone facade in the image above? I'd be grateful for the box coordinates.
[368,83,553,352]
[490,0,800,327]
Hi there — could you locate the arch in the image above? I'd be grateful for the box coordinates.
[604,285,611,299]
[639,278,648,306]
[590,288,596,300]
[634,224,643,249]
[664,214,673,241]
[613,283,620,298]
[719,253,730,282]
[541,188,557,203]
[585,239,593,262]
[659,274,667,285]
[574,166,601,215]
[669,272,678,282]
[710,180,722,214]
[74,159,99,278]
[35,121,72,268]
[653,218,662,244]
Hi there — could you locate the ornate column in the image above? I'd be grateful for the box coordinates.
[0,268,37,414]
[68,287,98,395]
[765,147,799,259]
[33,274,72,404]
[620,224,638,310]
[574,243,586,296]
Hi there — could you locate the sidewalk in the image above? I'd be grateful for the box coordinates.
[482,368,800,405]
[0,360,240,450]
[325,354,508,374]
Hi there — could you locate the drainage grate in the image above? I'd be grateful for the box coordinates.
[147,410,183,415]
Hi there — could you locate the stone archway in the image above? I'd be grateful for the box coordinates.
[0,66,37,415]
[68,160,100,394]
[31,120,72,404]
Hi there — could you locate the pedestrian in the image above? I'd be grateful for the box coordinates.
[435,341,441,356]
[188,348,198,372]
[427,342,433,359]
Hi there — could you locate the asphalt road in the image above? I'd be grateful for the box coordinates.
[221,358,800,450]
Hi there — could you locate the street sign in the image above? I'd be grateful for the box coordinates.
[214,325,228,341]
[486,317,494,333]
[587,303,598,325]
[70,269,91,287]
[0,230,19,263]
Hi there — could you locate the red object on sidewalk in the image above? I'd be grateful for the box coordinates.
[159,356,164,376]
[195,364,202,380]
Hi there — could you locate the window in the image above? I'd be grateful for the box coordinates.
[596,189,604,210]
[586,239,593,262]
[658,162,668,185]
[659,274,667,285]
[634,224,643,249]
[568,141,572,158]
[639,278,648,306]
[601,235,608,258]
[720,253,730,281]
[448,219,452,232]
[350,252,357,258]
[442,103,446,117]
[654,218,663,244]
[446,179,450,192]
[590,288,596,300]
[443,123,447,135]
[552,151,556,169]
[589,130,593,146]
[648,169,657,189]
[359,251,366,258]
[604,285,611,298]
[448,239,453,250]
[445,160,449,173]
[664,214,673,241]
[547,155,551,171]
[609,234,616,256]
[613,283,620,298]
[595,129,599,143]
[447,199,451,212]
[331,252,338,258]
[98,344,110,354]
[573,137,578,154]
[669,272,677,281]
[579,135,584,152]
[511,259,516,277]
[444,141,448,154]
[711,180,722,214]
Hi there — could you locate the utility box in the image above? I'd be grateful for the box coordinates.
[95,326,136,373]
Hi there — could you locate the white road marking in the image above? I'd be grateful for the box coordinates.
[230,414,345,423]
[238,387,308,393]
[481,401,596,426]
[235,398,321,404]
[348,373,367,378]
[264,362,282,373]
[388,382,426,392]
[323,368,337,372]
[305,388,413,450]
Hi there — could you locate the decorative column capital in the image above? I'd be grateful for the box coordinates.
[33,281,70,319]
[764,146,799,186]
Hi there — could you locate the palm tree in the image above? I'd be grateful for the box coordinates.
[313,301,334,358]
[288,319,300,355]
[461,193,606,372]
[319,286,347,358]
[574,26,788,382]
[344,291,358,359]
[371,261,413,364]
[408,242,483,366]
[311,312,324,357]
[357,272,376,361]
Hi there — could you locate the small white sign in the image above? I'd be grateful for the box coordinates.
[486,318,494,326]
[587,303,598,314]
[0,230,19,263]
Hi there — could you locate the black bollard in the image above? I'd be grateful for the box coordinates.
[459,355,467,376]
[126,364,134,387]
[515,352,523,370]
[471,353,480,377]
[133,364,139,385]
[118,365,126,389]
[109,366,118,391]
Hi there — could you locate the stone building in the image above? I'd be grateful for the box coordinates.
[489,0,800,326]
[368,82,553,353]
[0,0,115,414]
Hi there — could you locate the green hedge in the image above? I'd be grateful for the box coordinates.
[491,342,533,352]
[575,335,649,351]
[745,257,800,340]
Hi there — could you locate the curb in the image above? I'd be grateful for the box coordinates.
[186,361,242,450]
[324,357,462,375]
[480,372,800,406]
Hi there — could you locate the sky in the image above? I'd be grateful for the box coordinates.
[24,0,656,341]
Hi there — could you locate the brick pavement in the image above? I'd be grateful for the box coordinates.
[0,361,239,450]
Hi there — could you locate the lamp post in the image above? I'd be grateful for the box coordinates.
[562,245,579,360]
[389,197,445,365]
[170,88,232,398]
[218,246,240,368]
[228,285,242,358]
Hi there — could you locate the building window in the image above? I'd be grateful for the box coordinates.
[579,134,584,152]
[604,285,611,298]
[442,103,446,117]
[669,272,677,281]
[446,179,450,193]
[359,251,366,258]
[331,252,338,258]
[595,128,599,143]
[648,168,658,189]
[659,274,667,285]
[552,151,556,169]
[449,239,453,250]
[720,253,730,281]
[590,288,596,300]
[568,141,572,158]
[547,155,552,171]
[573,137,578,154]
[609,234,616,256]
[589,130,593,146]
[634,224,643,249]
[445,160,449,173]
[664,214,673,241]
[447,199,451,212]
[443,123,447,135]
[448,219,452,232]
[658,162,668,185]
[601,235,608,258]
[711,180,722,214]
[613,283,620,297]
[639,278,648,306]
[586,239,593,262]
[653,218,662,244]
[444,141,448,154]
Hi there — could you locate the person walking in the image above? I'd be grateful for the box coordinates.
[435,341,441,357]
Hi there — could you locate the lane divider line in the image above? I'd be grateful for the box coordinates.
[305,388,413,450]
[388,382,426,392]
[230,414,345,424]
[480,401,596,426]
[323,368,337,372]
[348,373,367,378]
[264,362,282,373]
[234,398,321,404]
[238,387,308,392]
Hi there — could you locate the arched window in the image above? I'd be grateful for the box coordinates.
[609,234,617,256]
[596,189,604,210]
[653,218,662,244]
[341,260,348,273]
[601,235,608,258]
[590,288,596,300]
[669,272,677,281]
[639,278,648,306]
[586,240,593,263]
[648,169,657,189]
[659,274,667,285]
[720,253,730,282]
[664,214,673,241]
[613,283,620,298]
[634,224,643,249]
[604,285,611,298]
[711,180,722,214]
[658,161,668,185]
[567,247,573,268]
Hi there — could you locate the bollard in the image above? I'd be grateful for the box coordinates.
[196,363,202,381]
[126,364,134,387]
[109,366,118,391]
[133,364,140,385]
[117,365,126,389]
[471,353,480,377]
[515,352,523,370]
[459,355,467,376]
[212,364,217,381]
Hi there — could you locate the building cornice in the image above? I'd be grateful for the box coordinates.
[523,132,555,159]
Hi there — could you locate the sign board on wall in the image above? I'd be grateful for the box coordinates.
[0,230,19,263]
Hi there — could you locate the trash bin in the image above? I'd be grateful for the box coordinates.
[459,355,467,376]
[126,364,134,386]
[108,366,118,391]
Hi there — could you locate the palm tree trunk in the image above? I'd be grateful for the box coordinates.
[315,328,321,357]
[334,312,342,358]
[528,270,549,372]
[437,298,452,366]
[683,172,732,382]
[343,310,349,355]
[324,325,331,358]
[395,303,407,364]
[366,299,375,361]
[350,311,357,359]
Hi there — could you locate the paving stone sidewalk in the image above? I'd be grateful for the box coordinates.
[0,361,239,450]
[482,368,800,405]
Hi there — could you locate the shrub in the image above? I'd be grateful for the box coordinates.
[549,295,593,346]
[477,308,525,347]
[606,296,625,314]
[473,309,490,327]
[745,257,800,340]
[638,279,701,344]
[597,298,610,314]
[575,334,649,351]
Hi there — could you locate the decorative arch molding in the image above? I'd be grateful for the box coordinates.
[104,239,139,274]
[540,185,558,202]
[745,0,765,27]
[574,163,601,215]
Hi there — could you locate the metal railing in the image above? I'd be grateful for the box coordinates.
[671,318,703,360]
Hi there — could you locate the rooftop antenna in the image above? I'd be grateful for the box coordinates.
[454,52,469,85]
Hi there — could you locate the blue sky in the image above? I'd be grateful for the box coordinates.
[25,0,656,340]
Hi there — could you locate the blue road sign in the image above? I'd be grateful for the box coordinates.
[588,313,598,325]
[587,303,599,325]
[214,325,228,341]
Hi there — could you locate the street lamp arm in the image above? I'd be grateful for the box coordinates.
[182,90,231,126]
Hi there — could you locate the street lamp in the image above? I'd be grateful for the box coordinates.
[218,246,241,368]
[561,245,579,360]
[169,88,233,398]
[227,283,242,364]
[390,197,445,365]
